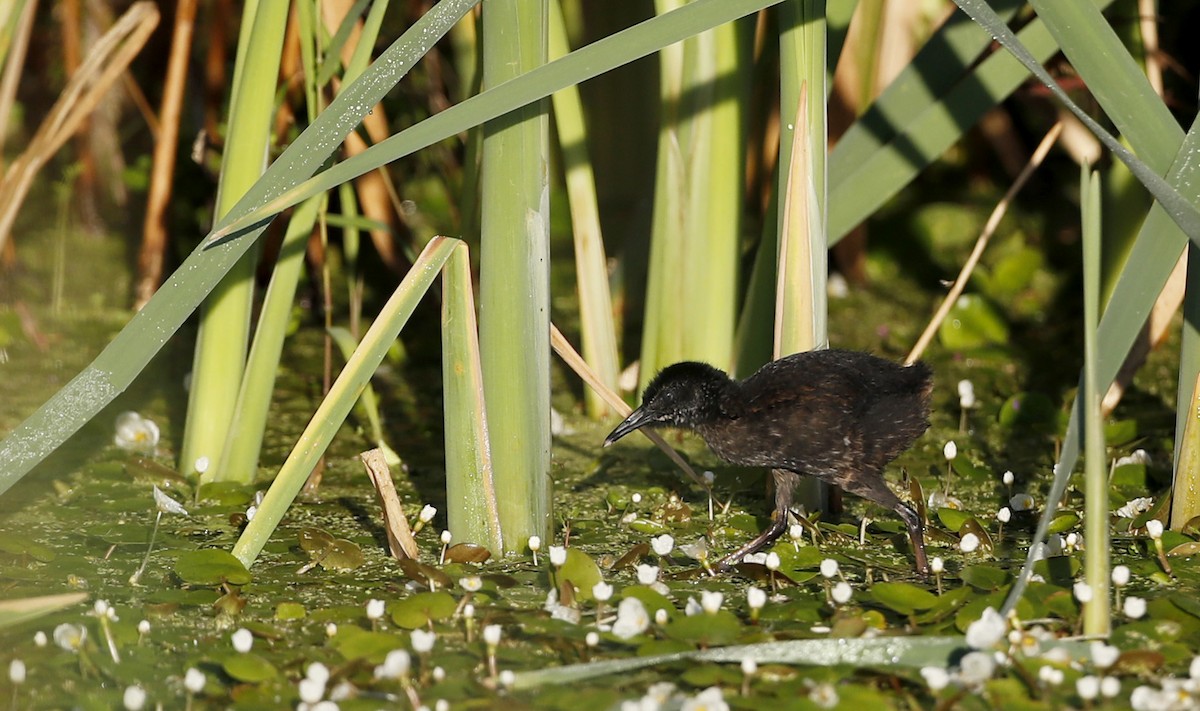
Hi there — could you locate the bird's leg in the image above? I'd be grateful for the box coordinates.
[841,472,928,576]
[715,469,797,571]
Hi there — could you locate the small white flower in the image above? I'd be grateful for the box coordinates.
[636,564,659,586]
[432,666,445,682]
[930,557,944,574]
[957,380,976,408]
[462,604,475,620]
[684,687,729,711]
[33,631,46,647]
[1114,449,1152,467]
[685,597,704,616]
[1091,641,1120,669]
[482,624,502,646]
[920,666,950,691]
[1002,470,1015,486]
[375,649,411,679]
[1100,676,1121,698]
[440,530,452,545]
[549,546,568,567]
[765,552,781,571]
[742,552,768,565]
[1124,596,1147,619]
[325,622,338,637]
[997,507,1012,524]
[959,532,980,553]
[194,456,210,474]
[231,628,253,653]
[700,590,724,614]
[1009,493,1035,512]
[184,667,205,694]
[1130,685,1163,711]
[965,607,1007,649]
[53,623,86,652]
[1114,497,1154,519]
[245,505,257,521]
[1111,565,1131,587]
[411,629,436,654]
[586,631,599,647]
[1146,519,1164,539]
[958,650,996,685]
[741,657,758,675]
[137,619,150,635]
[593,581,614,602]
[1191,655,1200,680]
[123,685,147,711]
[679,539,709,560]
[152,486,188,516]
[8,659,25,684]
[1038,664,1063,686]
[419,504,437,523]
[702,470,715,485]
[114,412,160,453]
[631,492,642,504]
[655,608,669,625]
[788,524,804,542]
[820,558,839,579]
[831,581,852,605]
[435,700,450,711]
[747,587,767,610]
[808,682,838,709]
[298,677,325,704]
[460,576,482,592]
[366,599,386,621]
[498,669,516,688]
[612,597,650,640]
[1073,582,1094,604]
[650,534,674,556]
[943,441,958,461]
[528,535,542,552]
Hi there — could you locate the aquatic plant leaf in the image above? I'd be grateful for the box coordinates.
[0,533,55,562]
[390,591,457,629]
[174,549,251,586]
[959,565,1010,592]
[869,582,939,615]
[398,559,453,589]
[936,508,971,532]
[332,627,404,663]
[444,543,491,564]
[937,294,1009,350]
[1047,512,1080,534]
[319,539,364,571]
[997,392,1056,431]
[218,652,278,682]
[621,586,674,622]
[555,549,603,602]
[275,602,305,620]
[611,542,650,571]
[298,527,335,554]
[663,610,741,647]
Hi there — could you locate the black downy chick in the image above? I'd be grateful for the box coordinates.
[604,349,934,573]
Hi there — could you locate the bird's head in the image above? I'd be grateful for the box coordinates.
[603,361,732,446]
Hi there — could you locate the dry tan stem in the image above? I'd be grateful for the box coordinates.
[359,448,420,560]
[0,1,159,254]
[0,0,38,161]
[906,121,1063,365]
[135,0,197,309]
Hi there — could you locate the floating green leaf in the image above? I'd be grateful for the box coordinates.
[174,549,251,586]
[555,548,603,602]
[390,591,457,629]
[869,582,939,615]
[333,627,405,663]
[938,294,1009,350]
[219,652,278,682]
[663,610,741,647]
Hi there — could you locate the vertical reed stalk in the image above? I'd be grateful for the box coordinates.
[180,1,289,481]
[549,0,619,419]
[1081,164,1109,636]
[478,0,552,553]
[775,0,828,512]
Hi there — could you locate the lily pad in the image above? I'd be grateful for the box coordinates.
[555,548,603,602]
[390,591,457,629]
[219,652,278,682]
[869,582,939,615]
[174,549,251,586]
[959,565,1010,591]
[663,610,741,646]
[333,626,405,663]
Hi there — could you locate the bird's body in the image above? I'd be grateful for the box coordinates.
[605,349,933,573]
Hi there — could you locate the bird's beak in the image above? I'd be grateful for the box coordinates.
[604,406,654,447]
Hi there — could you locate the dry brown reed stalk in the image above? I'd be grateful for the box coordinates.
[0,0,38,162]
[906,121,1064,365]
[0,1,159,255]
[135,0,198,309]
